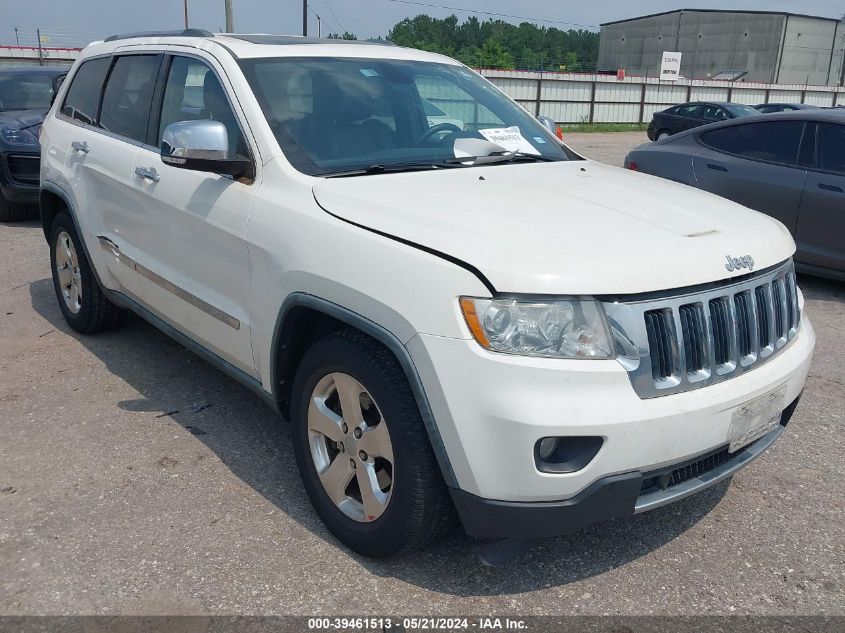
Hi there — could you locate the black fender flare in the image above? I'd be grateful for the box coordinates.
[271,292,458,488]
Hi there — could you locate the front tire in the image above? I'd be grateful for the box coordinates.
[49,212,125,334]
[291,331,454,557]
[656,130,672,141]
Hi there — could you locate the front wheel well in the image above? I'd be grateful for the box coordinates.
[39,189,67,241]
[273,306,354,418]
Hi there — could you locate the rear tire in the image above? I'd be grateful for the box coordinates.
[290,330,454,557]
[0,195,36,222]
[49,212,125,334]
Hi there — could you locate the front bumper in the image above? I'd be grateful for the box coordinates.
[0,151,40,203]
[451,400,798,538]
[407,315,814,536]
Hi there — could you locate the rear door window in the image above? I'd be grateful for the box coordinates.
[99,54,162,143]
[674,105,703,118]
[701,105,728,122]
[60,57,112,125]
[817,123,845,175]
[700,121,805,165]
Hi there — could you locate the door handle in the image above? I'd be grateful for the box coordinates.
[707,163,728,172]
[134,166,160,182]
[818,183,843,193]
[71,141,89,153]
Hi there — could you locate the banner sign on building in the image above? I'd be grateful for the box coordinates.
[660,51,682,80]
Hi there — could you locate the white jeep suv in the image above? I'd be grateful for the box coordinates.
[40,30,815,557]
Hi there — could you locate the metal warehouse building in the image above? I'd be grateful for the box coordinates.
[598,9,845,85]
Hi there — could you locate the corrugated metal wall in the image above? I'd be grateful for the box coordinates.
[480,69,845,124]
[598,10,845,86]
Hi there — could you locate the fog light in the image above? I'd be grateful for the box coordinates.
[538,437,560,461]
[534,436,604,474]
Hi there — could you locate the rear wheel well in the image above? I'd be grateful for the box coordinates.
[40,190,66,240]
[274,306,355,418]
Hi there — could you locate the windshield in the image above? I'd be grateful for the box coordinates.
[724,103,760,118]
[239,57,573,176]
[0,72,55,112]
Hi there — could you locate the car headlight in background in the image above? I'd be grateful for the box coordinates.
[459,297,614,359]
[0,126,39,146]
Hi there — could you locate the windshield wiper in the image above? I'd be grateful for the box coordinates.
[19,118,45,131]
[445,151,561,166]
[318,152,561,178]
[320,161,464,178]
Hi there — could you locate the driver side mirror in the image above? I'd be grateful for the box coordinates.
[160,120,253,179]
[50,73,67,106]
[537,115,563,141]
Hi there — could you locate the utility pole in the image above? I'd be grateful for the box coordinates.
[14,27,19,45]
[224,0,234,32]
[317,14,321,38]
[184,0,189,28]
[303,0,308,36]
[36,28,43,65]
[840,14,845,86]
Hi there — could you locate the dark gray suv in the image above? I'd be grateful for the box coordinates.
[627,111,845,281]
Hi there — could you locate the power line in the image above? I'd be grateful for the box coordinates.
[321,0,346,33]
[382,0,599,30]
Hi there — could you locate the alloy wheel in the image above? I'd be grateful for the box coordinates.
[307,372,394,522]
[55,230,82,314]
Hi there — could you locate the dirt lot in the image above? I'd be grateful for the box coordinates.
[0,132,843,616]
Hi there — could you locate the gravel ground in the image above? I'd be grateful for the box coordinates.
[0,132,843,617]
[564,130,649,165]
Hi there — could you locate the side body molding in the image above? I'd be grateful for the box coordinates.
[40,181,275,411]
[271,293,458,488]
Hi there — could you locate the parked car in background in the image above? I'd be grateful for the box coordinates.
[627,110,845,280]
[647,101,759,141]
[754,103,818,114]
[0,67,67,221]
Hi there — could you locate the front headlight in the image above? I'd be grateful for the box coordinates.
[0,126,38,146]
[459,297,614,359]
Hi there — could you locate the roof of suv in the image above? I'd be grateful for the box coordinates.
[94,29,453,64]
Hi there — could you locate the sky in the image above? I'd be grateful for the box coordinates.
[3,0,844,48]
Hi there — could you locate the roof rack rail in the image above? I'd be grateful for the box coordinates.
[225,34,396,47]
[104,29,214,42]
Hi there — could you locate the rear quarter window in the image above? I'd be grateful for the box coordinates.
[61,57,112,125]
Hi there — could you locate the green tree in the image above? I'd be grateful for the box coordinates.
[479,38,514,69]
[386,14,598,70]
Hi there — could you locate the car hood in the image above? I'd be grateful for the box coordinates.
[0,108,45,130]
[312,160,795,295]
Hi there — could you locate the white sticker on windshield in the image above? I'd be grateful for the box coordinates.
[478,126,540,155]
[360,68,379,77]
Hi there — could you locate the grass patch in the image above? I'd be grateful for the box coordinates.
[562,123,649,133]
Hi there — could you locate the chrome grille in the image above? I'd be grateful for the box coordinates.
[678,303,706,375]
[644,309,675,380]
[605,261,800,399]
[733,292,752,359]
[709,297,732,368]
